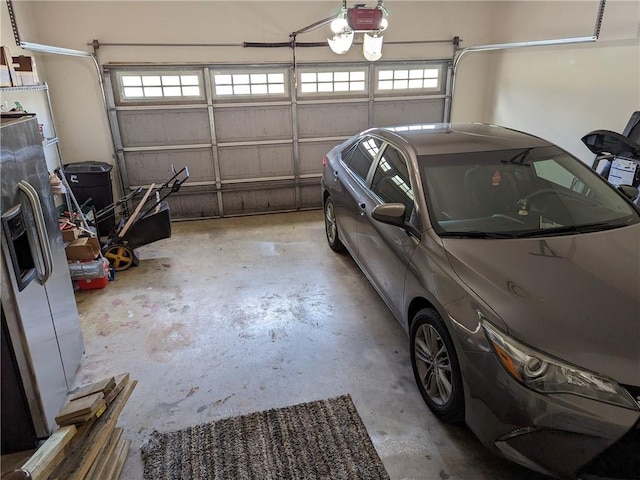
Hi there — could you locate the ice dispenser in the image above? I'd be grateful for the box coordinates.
[1,205,36,292]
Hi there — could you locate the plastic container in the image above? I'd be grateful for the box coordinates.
[62,162,115,235]
[77,276,108,290]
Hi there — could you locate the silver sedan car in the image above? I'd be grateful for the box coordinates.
[321,123,640,479]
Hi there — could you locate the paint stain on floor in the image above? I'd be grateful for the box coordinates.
[146,322,194,363]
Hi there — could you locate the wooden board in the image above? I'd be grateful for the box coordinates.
[50,380,137,480]
[61,400,106,427]
[73,373,129,437]
[20,426,76,480]
[118,183,155,238]
[1,450,36,475]
[68,377,116,402]
[55,394,105,426]
[104,373,130,406]
[85,427,123,480]
[107,439,130,480]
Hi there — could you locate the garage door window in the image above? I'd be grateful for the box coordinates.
[298,69,367,94]
[119,73,203,100]
[212,71,287,97]
[376,66,441,92]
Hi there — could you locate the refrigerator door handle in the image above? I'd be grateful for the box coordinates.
[18,181,54,283]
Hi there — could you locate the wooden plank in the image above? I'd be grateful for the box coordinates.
[85,427,123,480]
[118,183,155,238]
[107,439,130,480]
[68,377,116,402]
[1,450,36,475]
[21,426,76,480]
[72,374,128,442]
[50,380,137,480]
[57,399,106,427]
[104,373,130,406]
[55,392,104,425]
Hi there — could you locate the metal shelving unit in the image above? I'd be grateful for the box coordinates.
[1,83,70,208]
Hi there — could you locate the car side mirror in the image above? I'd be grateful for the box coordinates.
[372,203,406,227]
[617,184,639,201]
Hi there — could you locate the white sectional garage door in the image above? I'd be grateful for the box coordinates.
[105,61,450,219]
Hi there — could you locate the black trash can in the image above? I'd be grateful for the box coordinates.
[62,161,115,236]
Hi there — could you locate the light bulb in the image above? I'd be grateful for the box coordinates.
[330,17,349,34]
[328,31,354,55]
[363,33,383,61]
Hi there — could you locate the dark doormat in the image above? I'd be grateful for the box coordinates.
[141,394,390,480]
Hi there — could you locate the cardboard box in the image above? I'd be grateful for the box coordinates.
[12,55,39,85]
[61,227,79,243]
[65,237,101,261]
[60,220,80,242]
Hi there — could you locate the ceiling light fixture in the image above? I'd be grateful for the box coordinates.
[327,1,388,61]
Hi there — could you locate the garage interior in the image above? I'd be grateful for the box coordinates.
[1,1,639,479]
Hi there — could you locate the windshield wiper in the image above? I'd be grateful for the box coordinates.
[439,231,518,239]
[440,220,634,239]
[512,221,633,238]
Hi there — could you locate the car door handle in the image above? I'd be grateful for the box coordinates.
[359,203,366,215]
[333,171,339,181]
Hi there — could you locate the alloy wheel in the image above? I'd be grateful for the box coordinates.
[414,324,453,406]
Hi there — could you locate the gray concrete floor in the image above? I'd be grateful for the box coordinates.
[74,210,550,480]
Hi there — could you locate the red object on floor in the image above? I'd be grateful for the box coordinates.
[77,276,108,290]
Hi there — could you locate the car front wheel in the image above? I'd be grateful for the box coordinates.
[324,197,344,252]
[410,308,464,423]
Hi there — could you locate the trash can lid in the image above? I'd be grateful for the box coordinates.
[63,161,113,173]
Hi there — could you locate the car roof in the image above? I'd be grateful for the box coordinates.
[373,123,552,156]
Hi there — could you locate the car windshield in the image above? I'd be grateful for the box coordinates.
[420,146,639,238]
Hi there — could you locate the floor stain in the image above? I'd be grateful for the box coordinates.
[186,386,199,398]
[214,394,235,406]
[146,322,194,363]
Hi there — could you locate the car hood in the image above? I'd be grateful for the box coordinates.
[442,225,640,386]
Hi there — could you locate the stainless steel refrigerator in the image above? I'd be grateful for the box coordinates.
[1,116,84,452]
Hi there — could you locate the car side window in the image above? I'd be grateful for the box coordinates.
[371,145,415,221]
[533,159,589,195]
[345,137,384,182]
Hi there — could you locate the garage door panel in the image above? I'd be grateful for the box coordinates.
[166,190,218,219]
[223,187,296,216]
[108,62,448,217]
[218,144,293,181]
[214,106,292,143]
[124,149,214,185]
[373,99,445,127]
[299,142,339,176]
[118,109,211,147]
[300,183,322,209]
[297,104,368,138]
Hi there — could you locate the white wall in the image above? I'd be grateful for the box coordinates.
[7,1,635,174]
[6,0,495,180]
[480,0,640,161]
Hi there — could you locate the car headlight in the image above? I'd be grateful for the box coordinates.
[482,320,639,410]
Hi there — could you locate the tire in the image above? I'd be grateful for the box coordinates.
[324,197,344,252]
[410,308,465,423]
[103,244,135,271]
